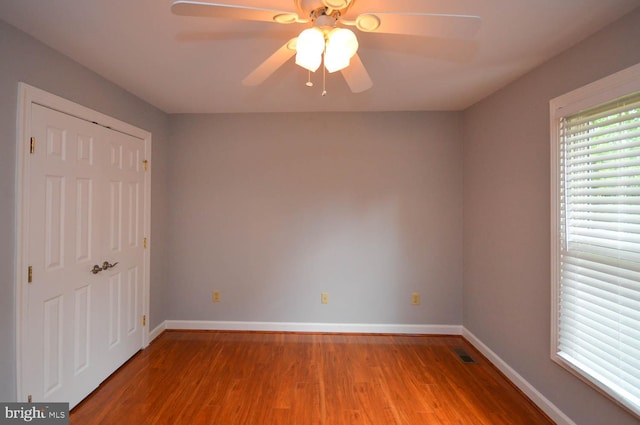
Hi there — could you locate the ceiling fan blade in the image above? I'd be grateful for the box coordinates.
[242,39,298,86]
[322,0,353,9]
[340,53,372,93]
[351,13,481,39]
[171,1,307,24]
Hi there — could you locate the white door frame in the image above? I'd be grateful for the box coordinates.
[15,83,152,401]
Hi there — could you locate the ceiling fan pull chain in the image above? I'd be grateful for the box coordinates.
[322,62,327,96]
[306,70,313,87]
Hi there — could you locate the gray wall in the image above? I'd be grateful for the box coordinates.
[0,20,170,402]
[462,8,640,425]
[168,112,463,325]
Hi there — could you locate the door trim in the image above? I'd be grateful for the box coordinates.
[15,83,152,402]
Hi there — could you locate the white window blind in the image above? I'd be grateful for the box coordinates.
[556,90,640,415]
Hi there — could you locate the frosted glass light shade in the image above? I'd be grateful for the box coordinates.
[295,28,325,72]
[324,28,358,73]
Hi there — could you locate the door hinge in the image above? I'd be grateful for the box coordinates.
[27,266,33,283]
[143,237,147,249]
[29,137,35,154]
[143,160,148,171]
[27,395,32,403]
[142,315,146,327]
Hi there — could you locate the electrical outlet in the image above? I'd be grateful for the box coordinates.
[411,292,421,305]
[212,290,221,303]
[321,292,329,304]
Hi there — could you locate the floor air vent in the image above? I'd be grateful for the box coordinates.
[452,348,477,364]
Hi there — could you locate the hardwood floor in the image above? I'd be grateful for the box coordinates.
[70,331,555,425]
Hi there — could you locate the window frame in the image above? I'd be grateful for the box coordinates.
[550,62,640,418]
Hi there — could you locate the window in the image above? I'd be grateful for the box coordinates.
[551,63,640,418]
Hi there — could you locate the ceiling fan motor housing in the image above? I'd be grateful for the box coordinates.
[315,14,337,29]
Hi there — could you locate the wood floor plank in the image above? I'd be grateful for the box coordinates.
[70,332,555,425]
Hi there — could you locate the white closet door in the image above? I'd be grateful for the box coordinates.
[24,103,145,408]
[100,123,146,377]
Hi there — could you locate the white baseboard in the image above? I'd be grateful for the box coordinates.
[149,321,166,343]
[462,328,576,425]
[164,319,463,335]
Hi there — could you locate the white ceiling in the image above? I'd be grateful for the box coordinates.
[1,0,638,113]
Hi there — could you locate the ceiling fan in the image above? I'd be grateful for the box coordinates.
[171,0,481,94]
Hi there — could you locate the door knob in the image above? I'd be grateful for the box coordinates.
[102,261,119,270]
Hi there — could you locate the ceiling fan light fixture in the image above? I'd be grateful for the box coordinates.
[296,52,323,72]
[324,52,350,73]
[295,27,325,72]
[324,27,358,73]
